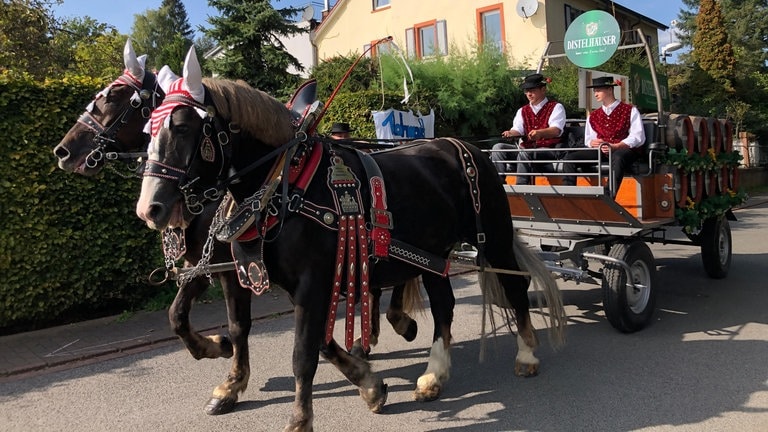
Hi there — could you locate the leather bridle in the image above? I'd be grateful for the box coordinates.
[76,72,163,168]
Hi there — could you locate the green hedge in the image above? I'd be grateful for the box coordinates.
[0,72,165,333]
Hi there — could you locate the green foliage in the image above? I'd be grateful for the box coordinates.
[376,45,522,140]
[205,0,305,96]
[130,0,195,73]
[676,0,768,136]
[0,0,58,78]
[0,72,166,332]
[311,54,378,102]
[693,0,736,90]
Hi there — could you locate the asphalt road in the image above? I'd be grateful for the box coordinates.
[1,202,767,431]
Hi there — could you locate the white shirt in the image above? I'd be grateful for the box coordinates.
[510,97,566,137]
[584,99,645,148]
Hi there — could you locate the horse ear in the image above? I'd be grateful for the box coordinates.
[156,65,178,94]
[123,39,145,82]
[182,46,204,104]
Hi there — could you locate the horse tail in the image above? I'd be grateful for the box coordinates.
[402,277,425,316]
[512,235,567,349]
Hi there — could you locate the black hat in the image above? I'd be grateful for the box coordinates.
[586,76,620,88]
[330,122,352,134]
[520,73,548,90]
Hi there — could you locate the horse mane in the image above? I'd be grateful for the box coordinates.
[202,78,296,147]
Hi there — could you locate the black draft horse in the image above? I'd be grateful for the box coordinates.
[52,41,421,416]
[134,47,566,431]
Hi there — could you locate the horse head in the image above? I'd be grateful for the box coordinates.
[136,46,297,230]
[53,39,176,176]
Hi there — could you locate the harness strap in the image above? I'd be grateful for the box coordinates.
[388,239,450,277]
[326,215,349,346]
[355,150,392,258]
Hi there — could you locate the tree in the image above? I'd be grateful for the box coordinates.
[204,0,305,98]
[130,0,194,72]
[692,0,736,90]
[0,0,59,78]
[50,17,125,78]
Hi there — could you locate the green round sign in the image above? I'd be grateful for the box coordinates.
[564,10,621,68]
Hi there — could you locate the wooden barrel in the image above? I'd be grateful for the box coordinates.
[722,166,740,192]
[674,167,689,208]
[688,171,704,204]
[690,116,711,156]
[704,170,719,197]
[709,117,722,155]
[665,114,695,152]
[720,119,734,153]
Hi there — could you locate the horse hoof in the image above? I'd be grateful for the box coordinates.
[413,385,440,402]
[204,396,237,415]
[402,320,418,342]
[514,361,539,377]
[414,372,443,401]
[361,382,387,413]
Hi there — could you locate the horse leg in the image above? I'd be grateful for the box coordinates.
[205,271,252,415]
[385,282,418,342]
[168,275,234,360]
[413,273,454,402]
[285,302,324,432]
[350,281,420,359]
[321,338,387,413]
[497,272,540,377]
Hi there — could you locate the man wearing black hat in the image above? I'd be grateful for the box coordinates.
[560,76,645,196]
[491,73,566,185]
[330,122,352,140]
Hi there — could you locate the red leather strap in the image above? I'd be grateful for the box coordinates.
[356,214,371,351]
[325,215,348,345]
[369,176,392,258]
[344,217,358,351]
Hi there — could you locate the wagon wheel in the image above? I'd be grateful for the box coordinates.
[601,240,657,333]
[699,216,731,279]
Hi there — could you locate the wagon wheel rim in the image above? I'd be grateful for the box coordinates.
[627,260,651,314]
[717,222,731,267]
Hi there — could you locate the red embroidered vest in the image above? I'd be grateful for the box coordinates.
[520,100,561,148]
[589,102,632,143]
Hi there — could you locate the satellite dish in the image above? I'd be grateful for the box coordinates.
[516,0,539,19]
[301,4,315,22]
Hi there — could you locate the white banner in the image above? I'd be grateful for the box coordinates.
[372,108,434,140]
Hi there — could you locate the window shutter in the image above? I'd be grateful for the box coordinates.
[436,20,448,56]
[363,43,372,57]
[405,27,415,58]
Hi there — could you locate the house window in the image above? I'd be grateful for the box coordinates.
[417,21,438,57]
[373,0,390,9]
[477,4,505,53]
[406,20,448,59]
[365,40,392,58]
[564,4,584,28]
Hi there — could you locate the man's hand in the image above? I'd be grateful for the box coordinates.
[502,129,517,138]
[527,129,541,140]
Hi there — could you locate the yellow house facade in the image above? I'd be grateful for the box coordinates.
[313,0,667,69]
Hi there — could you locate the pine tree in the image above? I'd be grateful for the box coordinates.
[692,0,736,90]
[204,0,305,97]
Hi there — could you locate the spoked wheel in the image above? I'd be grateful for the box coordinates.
[699,216,731,279]
[601,240,657,333]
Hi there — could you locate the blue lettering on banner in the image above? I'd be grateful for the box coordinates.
[381,110,426,139]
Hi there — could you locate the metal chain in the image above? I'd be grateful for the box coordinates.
[176,198,228,288]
